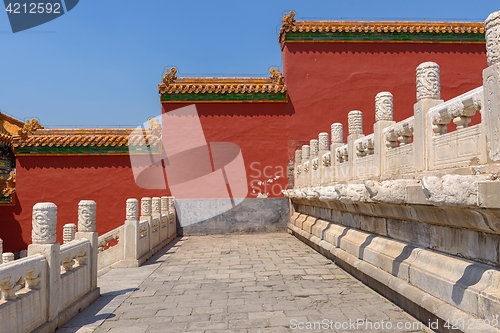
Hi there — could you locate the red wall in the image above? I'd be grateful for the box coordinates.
[161,103,294,200]
[1,155,169,251]
[2,42,488,252]
[283,42,487,142]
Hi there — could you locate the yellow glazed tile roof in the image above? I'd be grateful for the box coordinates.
[279,11,485,45]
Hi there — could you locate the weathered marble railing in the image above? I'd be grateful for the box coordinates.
[285,10,500,333]
[0,201,100,333]
[96,196,177,270]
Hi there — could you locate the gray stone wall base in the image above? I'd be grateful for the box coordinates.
[177,198,289,235]
[288,214,500,333]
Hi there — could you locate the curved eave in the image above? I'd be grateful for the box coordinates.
[279,21,485,47]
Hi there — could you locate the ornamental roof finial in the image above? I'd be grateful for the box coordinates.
[282,11,296,30]
[162,67,178,85]
[269,68,284,84]
[18,118,44,139]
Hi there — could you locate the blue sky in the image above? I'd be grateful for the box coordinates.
[1,1,499,128]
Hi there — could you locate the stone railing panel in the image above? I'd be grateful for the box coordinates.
[97,225,123,271]
[0,254,47,333]
[60,239,91,310]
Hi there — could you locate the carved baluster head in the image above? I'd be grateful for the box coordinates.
[416,62,440,101]
[160,196,169,214]
[331,123,344,143]
[63,223,76,244]
[295,149,302,165]
[310,139,319,157]
[141,197,152,216]
[78,200,96,232]
[318,132,329,150]
[2,252,14,263]
[126,198,139,221]
[375,92,394,122]
[168,196,175,211]
[348,111,363,135]
[302,145,310,160]
[486,10,500,67]
[152,197,161,216]
[32,202,57,244]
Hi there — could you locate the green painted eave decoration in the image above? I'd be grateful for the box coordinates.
[284,31,485,43]
[161,92,288,103]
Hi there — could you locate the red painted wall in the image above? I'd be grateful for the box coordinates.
[2,41,488,252]
[1,155,169,252]
[161,103,293,200]
[283,42,487,142]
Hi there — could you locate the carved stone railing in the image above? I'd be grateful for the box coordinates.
[97,225,123,270]
[0,201,99,333]
[285,10,500,332]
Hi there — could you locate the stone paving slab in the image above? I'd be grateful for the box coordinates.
[57,233,432,333]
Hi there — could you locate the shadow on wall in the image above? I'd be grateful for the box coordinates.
[0,195,26,252]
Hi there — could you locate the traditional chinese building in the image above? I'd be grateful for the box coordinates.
[0,11,490,251]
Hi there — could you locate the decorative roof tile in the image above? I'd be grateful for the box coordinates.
[12,121,162,155]
[158,68,287,103]
[279,11,485,45]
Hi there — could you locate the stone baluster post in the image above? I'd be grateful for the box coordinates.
[294,149,302,188]
[150,197,161,250]
[483,11,500,161]
[330,123,344,182]
[2,252,14,263]
[310,139,319,186]
[140,197,152,254]
[168,197,177,239]
[301,145,310,187]
[27,202,60,321]
[374,92,396,177]
[348,111,364,180]
[124,198,140,263]
[160,196,169,243]
[63,223,76,244]
[75,200,98,290]
[318,132,331,185]
[414,62,443,171]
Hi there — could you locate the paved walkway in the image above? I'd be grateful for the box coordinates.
[57,233,431,333]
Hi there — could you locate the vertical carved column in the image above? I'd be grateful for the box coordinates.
[78,200,96,232]
[124,198,140,263]
[126,198,139,221]
[414,62,443,171]
[140,197,152,220]
[318,133,329,150]
[2,252,14,263]
[301,145,310,160]
[152,197,161,217]
[331,123,344,144]
[301,145,311,187]
[375,92,394,122]
[294,149,302,188]
[416,62,440,102]
[28,202,60,320]
[348,111,363,135]
[63,224,76,244]
[374,92,396,177]
[484,10,500,161]
[347,111,364,180]
[160,196,169,242]
[75,200,98,289]
[168,197,177,239]
[310,139,319,157]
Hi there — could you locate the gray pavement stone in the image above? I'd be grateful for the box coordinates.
[57,233,431,333]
